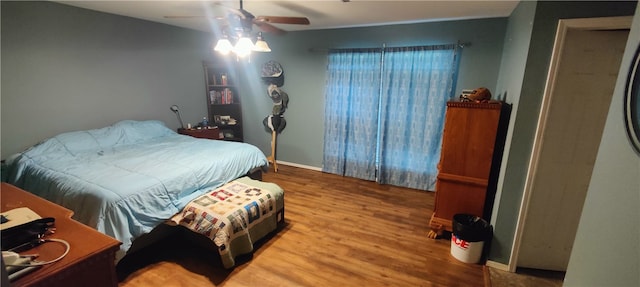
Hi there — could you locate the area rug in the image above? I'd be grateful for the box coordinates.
[485,266,564,287]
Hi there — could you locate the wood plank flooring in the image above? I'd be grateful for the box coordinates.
[117,165,485,286]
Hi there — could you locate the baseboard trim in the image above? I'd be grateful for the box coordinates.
[486,260,509,271]
[275,160,322,171]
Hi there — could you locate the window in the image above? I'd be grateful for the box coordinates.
[322,44,460,191]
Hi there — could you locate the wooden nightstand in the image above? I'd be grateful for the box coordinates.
[177,127,223,140]
[1,183,121,287]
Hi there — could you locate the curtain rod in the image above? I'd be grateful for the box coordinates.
[308,41,471,53]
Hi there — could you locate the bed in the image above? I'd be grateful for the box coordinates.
[2,120,272,263]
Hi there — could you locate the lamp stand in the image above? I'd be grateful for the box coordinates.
[175,111,185,129]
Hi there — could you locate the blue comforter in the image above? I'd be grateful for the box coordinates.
[3,120,268,259]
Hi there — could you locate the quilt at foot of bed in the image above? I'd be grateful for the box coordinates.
[168,177,284,268]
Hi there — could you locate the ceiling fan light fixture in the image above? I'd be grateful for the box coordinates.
[234,36,255,57]
[168,0,310,58]
[214,38,233,55]
[253,32,271,52]
[253,40,271,52]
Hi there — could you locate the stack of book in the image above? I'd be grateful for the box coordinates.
[209,89,234,104]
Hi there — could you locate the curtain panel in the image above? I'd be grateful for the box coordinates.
[322,50,382,181]
[322,44,460,191]
[378,45,459,190]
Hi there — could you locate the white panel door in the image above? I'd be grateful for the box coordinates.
[517,28,628,271]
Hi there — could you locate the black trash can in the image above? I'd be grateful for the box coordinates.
[450,214,492,263]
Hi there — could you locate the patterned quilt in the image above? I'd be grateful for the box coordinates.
[168,177,284,268]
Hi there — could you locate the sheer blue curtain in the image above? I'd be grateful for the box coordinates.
[322,50,382,180]
[323,44,459,190]
[378,45,459,190]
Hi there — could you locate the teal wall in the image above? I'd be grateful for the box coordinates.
[1,1,219,159]
[488,0,638,265]
[488,0,537,262]
[565,4,640,285]
[237,18,508,168]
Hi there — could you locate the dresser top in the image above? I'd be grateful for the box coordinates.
[1,183,121,287]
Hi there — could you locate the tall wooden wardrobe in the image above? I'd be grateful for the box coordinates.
[428,101,509,238]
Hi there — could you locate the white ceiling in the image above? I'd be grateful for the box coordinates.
[54,0,520,33]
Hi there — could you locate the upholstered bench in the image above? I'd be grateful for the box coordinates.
[167,177,285,268]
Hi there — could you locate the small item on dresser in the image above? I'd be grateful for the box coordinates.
[0,207,41,229]
[1,216,55,251]
[3,237,73,283]
[459,87,492,103]
[3,253,41,282]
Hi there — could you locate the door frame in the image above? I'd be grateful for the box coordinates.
[507,16,633,273]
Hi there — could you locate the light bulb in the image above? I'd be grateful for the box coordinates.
[253,32,271,52]
[214,39,233,55]
[234,37,254,57]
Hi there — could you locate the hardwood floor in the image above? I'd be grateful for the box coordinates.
[117,165,485,286]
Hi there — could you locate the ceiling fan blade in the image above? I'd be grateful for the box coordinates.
[164,15,204,19]
[252,20,287,35]
[164,15,225,20]
[255,16,310,25]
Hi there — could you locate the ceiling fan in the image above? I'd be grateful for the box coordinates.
[164,0,310,35]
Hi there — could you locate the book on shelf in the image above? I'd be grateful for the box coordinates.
[224,88,233,104]
[209,72,231,86]
[209,89,235,104]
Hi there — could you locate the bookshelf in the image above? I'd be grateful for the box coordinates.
[203,61,243,142]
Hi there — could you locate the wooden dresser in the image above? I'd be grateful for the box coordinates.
[1,183,121,287]
[428,102,509,238]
